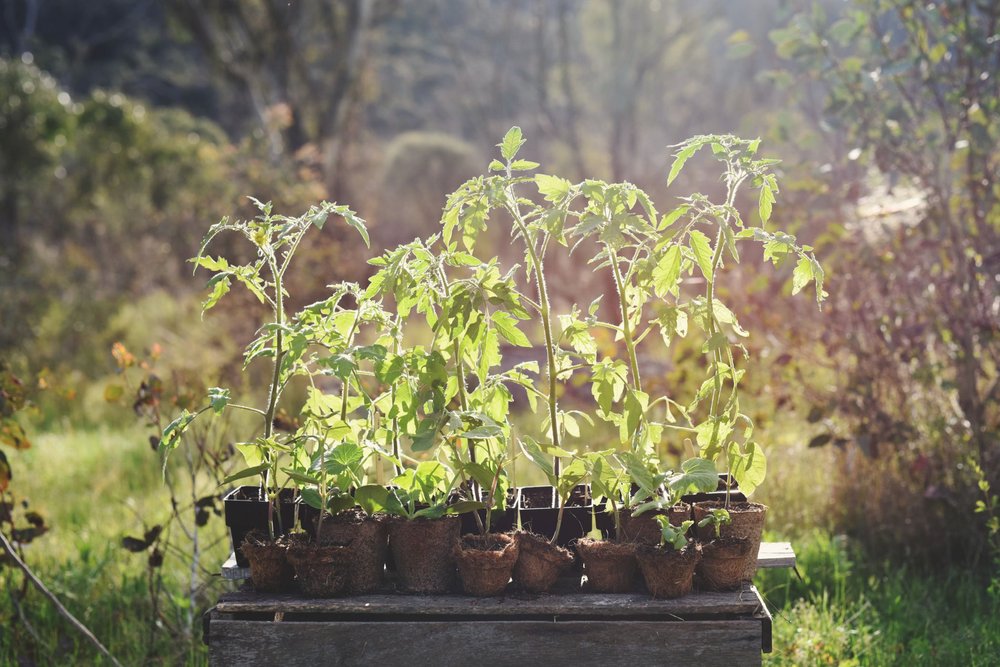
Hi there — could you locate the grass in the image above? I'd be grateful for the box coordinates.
[1,422,998,665]
[0,426,231,665]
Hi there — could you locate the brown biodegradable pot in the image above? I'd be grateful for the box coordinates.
[635,542,702,599]
[511,531,574,593]
[241,530,293,593]
[693,501,766,580]
[453,533,519,597]
[387,516,460,594]
[620,503,691,545]
[286,539,353,598]
[576,538,638,593]
[316,510,388,594]
[697,537,753,591]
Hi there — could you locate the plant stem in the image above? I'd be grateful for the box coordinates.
[262,257,285,540]
[504,192,562,477]
[550,490,568,545]
[610,249,642,395]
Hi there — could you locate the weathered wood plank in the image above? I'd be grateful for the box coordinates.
[215,582,765,617]
[757,542,796,569]
[208,618,763,667]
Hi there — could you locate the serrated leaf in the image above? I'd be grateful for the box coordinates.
[652,245,682,298]
[792,256,813,295]
[492,312,530,347]
[759,180,775,223]
[688,230,714,281]
[535,174,573,202]
[202,273,232,312]
[729,442,766,495]
[500,126,525,161]
[660,205,689,230]
[667,143,699,186]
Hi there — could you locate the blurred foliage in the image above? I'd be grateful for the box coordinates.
[772,0,1000,566]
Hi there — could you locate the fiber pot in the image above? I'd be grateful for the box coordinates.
[241,530,293,593]
[286,536,353,598]
[696,537,753,591]
[315,510,388,594]
[453,533,519,597]
[635,542,702,599]
[619,503,692,545]
[224,486,297,567]
[693,501,767,580]
[511,531,574,593]
[575,538,637,593]
[387,516,460,594]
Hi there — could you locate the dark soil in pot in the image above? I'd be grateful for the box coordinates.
[635,542,702,599]
[315,510,389,594]
[575,538,637,593]
[453,533,519,597]
[225,486,297,567]
[241,529,293,593]
[693,501,767,580]
[387,516,460,594]
[619,503,692,545]
[511,531,574,593]
[696,537,753,591]
[286,535,353,598]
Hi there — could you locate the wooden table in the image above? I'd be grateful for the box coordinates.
[207,542,794,666]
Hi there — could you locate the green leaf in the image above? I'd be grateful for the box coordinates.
[729,442,766,495]
[235,442,263,468]
[338,208,370,248]
[791,256,813,295]
[208,387,230,415]
[536,174,573,202]
[191,255,230,273]
[283,469,323,486]
[660,205,689,230]
[688,230,714,281]
[446,500,486,515]
[652,245,682,298]
[519,437,556,486]
[668,458,718,495]
[667,142,699,186]
[161,410,195,453]
[355,484,390,516]
[222,464,268,485]
[500,126,525,161]
[301,488,323,510]
[492,312,530,347]
[510,159,540,171]
[488,159,506,172]
[327,495,356,515]
[758,179,775,224]
[202,273,232,312]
